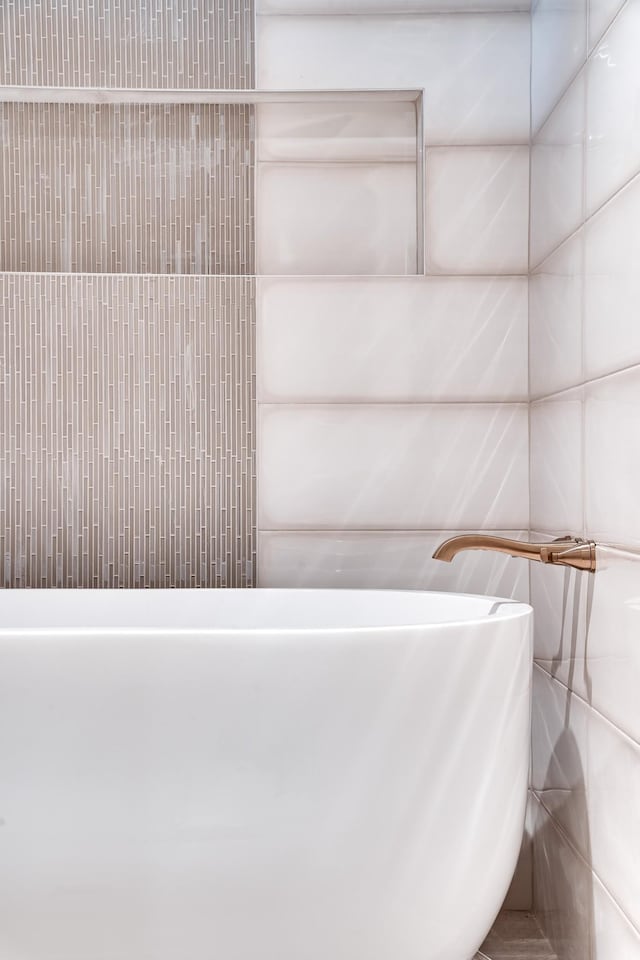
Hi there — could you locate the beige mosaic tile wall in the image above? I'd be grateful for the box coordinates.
[0,1,257,588]
[0,0,254,90]
[0,274,256,588]
[0,102,255,275]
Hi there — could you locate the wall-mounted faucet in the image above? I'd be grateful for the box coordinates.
[432,534,597,573]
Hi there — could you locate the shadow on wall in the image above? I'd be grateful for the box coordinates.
[532,568,596,960]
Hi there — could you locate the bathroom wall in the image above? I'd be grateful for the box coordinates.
[530,0,640,954]
[0,1,257,587]
[255,3,532,602]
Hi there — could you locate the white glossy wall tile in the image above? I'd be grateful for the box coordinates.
[586,1,640,215]
[588,709,640,934]
[530,1,640,952]
[592,875,640,960]
[257,14,530,145]
[426,147,529,274]
[584,368,640,547]
[258,0,530,11]
[529,556,589,693]
[258,277,528,402]
[530,396,584,533]
[530,75,585,268]
[531,0,588,133]
[257,101,416,163]
[258,530,530,599]
[588,0,625,49]
[529,234,584,398]
[258,404,528,530]
[532,798,594,960]
[576,548,640,744]
[531,667,590,860]
[584,175,640,380]
[257,163,417,275]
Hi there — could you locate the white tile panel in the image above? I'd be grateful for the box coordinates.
[529,233,584,398]
[257,277,528,402]
[531,666,590,860]
[257,101,417,162]
[259,0,530,11]
[584,175,640,380]
[531,0,588,133]
[530,74,585,268]
[586,1,640,214]
[589,707,640,933]
[257,14,530,145]
[258,403,529,530]
[585,367,640,547]
[530,394,584,534]
[257,163,417,275]
[532,797,594,960]
[589,0,626,49]
[258,529,530,600]
[592,873,640,960]
[426,147,529,275]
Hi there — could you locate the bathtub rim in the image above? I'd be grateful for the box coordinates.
[0,587,532,637]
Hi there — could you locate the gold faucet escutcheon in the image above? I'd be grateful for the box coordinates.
[432,534,597,573]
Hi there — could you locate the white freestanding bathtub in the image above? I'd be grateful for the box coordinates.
[0,588,532,960]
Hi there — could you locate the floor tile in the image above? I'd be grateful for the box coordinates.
[477,910,557,959]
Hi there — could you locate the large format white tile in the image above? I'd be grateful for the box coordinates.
[530,74,585,267]
[586,1,640,215]
[529,233,584,398]
[589,708,640,933]
[257,277,528,402]
[257,15,530,145]
[426,147,529,275]
[258,404,529,530]
[532,797,594,960]
[530,394,584,534]
[258,529,530,599]
[592,873,640,960]
[257,163,416,275]
[257,101,416,163]
[584,175,640,380]
[530,554,589,695]
[581,547,640,745]
[531,666,590,860]
[585,367,640,546]
[531,0,588,133]
[258,0,530,10]
[589,0,626,49]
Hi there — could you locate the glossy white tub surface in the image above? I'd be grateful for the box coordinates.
[0,588,532,960]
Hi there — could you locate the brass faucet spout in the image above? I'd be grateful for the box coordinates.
[432,534,596,573]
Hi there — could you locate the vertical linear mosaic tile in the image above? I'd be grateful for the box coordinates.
[0,274,256,588]
[0,0,254,90]
[0,102,255,275]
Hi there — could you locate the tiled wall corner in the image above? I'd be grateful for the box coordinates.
[530,0,640,954]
